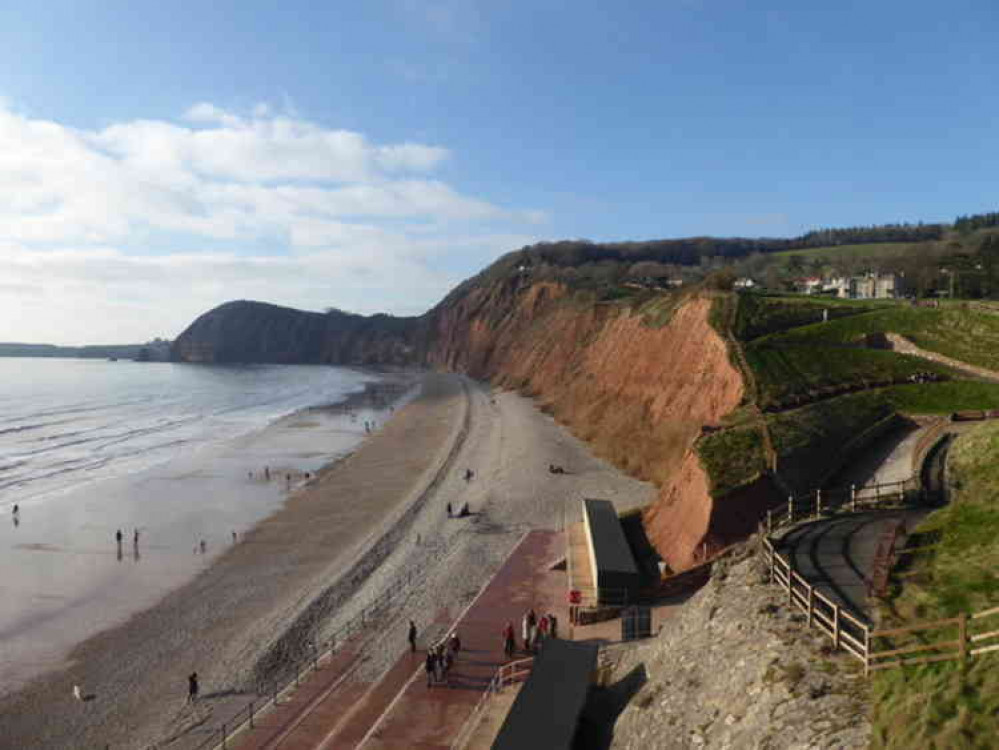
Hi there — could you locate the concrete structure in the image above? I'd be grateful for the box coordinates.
[582,498,640,604]
[491,639,599,750]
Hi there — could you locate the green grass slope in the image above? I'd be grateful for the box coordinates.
[871,421,999,750]
[697,294,999,496]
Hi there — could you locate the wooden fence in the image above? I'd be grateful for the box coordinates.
[761,478,999,676]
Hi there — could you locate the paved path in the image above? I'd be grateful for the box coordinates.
[775,508,927,621]
[355,529,566,750]
[230,530,567,750]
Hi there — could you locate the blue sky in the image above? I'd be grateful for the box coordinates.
[0,0,996,342]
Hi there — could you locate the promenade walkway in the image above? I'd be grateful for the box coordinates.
[231,529,567,750]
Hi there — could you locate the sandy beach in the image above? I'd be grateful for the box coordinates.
[0,373,654,750]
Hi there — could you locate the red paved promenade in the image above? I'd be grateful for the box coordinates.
[232,529,567,750]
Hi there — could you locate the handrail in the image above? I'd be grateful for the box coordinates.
[449,657,534,750]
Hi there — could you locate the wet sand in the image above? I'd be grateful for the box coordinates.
[0,371,656,750]
[0,373,431,750]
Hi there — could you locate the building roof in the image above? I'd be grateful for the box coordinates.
[491,640,599,750]
[583,498,640,578]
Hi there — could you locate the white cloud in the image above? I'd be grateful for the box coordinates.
[0,102,545,344]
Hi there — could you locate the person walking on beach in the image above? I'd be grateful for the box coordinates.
[115,529,123,546]
[503,621,515,658]
[133,528,140,547]
[264,466,270,481]
[408,620,417,653]
[199,539,206,554]
[188,672,199,703]
[425,650,436,688]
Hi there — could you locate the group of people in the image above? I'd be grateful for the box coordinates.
[249,466,312,485]
[503,608,558,657]
[424,631,461,688]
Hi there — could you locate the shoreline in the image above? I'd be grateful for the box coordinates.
[0,369,417,699]
[0,371,460,750]
[0,371,658,750]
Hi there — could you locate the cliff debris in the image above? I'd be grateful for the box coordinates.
[605,544,870,750]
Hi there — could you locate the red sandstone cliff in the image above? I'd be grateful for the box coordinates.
[173,276,752,569]
[426,277,745,570]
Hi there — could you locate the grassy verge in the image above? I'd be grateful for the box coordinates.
[871,421,999,749]
[734,293,884,341]
[696,425,768,497]
[746,345,954,410]
[762,304,999,372]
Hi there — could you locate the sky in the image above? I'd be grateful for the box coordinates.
[0,0,996,344]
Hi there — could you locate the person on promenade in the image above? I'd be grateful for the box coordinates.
[188,672,199,703]
[425,650,436,688]
[408,620,418,653]
[435,645,446,684]
[442,644,453,686]
[503,622,516,658]
[449,631,461,654]
[538,614,549,642]
[549,613,558,639]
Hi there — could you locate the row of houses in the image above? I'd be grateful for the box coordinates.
[736,271,901,299]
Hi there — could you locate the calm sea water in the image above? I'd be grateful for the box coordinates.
[0,358,376,508]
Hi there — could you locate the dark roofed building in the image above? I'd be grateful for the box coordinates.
[583,498,640,604]
[491,639,599,750]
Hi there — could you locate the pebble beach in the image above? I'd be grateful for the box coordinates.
[0,373,654,749]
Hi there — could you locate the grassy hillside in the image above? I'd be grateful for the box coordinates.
[871,420,999,749]
[694,293,999,496]
[761,303,999,372]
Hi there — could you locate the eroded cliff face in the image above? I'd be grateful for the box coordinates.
[174,281,749,568]
[426,278,745,569]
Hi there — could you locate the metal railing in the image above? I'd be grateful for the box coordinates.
[180,566,421,750]
[449,657,534,750]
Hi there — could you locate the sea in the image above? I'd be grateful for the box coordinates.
[0,357,379,507]
[0,357,406,695]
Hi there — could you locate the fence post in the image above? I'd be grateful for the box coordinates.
[222,723,227,750]
[788,495,794,524]
[875,483,880,502]
[851,484,856,513]
[959,613,968,661]
[768,543,775,584]
[272,680,277,706]
[863,628,871,677]
[766,509,772,536]
[250,700,255,729]
[815,489,822,519]
[787,560,794,606]
[807,585,814,628]
[295,663,300,687]
[833,605,840,650]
